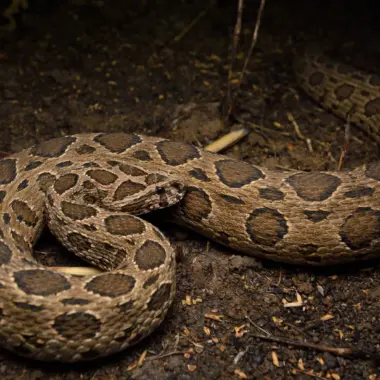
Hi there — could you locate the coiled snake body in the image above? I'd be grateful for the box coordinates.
[1,52,380,362]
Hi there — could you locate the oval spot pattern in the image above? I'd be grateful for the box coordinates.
[189,168,211,182]
[143,274,159,289]
[37,172,56,192]
[156,140,200,166]
[86,273,135,297]
[53,312,101,340]
[54,173,79,195]
[0,241,12,264]
[340,207,380,250]
[94,133,142,153]
[133,150,151,161]
[0,159,17,185]
[105,214,145,235]
[147,283,172,311]
[67,232,92,251]
[215,160,264,188]
[343,187,374,199]
[76,144,96,155]
[309,71,325,86]
[218,194,245,205]
[14,269,71,295]
[0,191,5,203]
[334,84,355,100]
[17,179,29,191]
[365,98,380,117]
[179,187,212,221]
[259,187,285,201]
[30,136,76,158]
[304,210,331,222]
[11,200,37,227]
[119,163,147,176]
[61,201,97,220]
[246,208,288,246]
[114,180,146,200]
[87,169,118,185]
[286,172,341,201]
[135,240,166,270]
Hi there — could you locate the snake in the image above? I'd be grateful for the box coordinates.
[1,51,380,362]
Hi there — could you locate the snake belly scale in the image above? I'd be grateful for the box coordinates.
[1,52,380,361]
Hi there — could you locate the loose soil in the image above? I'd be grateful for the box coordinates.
[0,0,380,379]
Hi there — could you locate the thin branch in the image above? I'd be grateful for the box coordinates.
[251,332,380,361]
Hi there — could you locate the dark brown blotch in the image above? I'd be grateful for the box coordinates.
[0,191,6,203]
[56,161,73,168]
[133,150,151,161]
[105,214,145,235]
[364,98,380,117]
[17,179,29,191]
[119,163,147,176]
[76,144,96,155]
[246,208,288,246]
[87,169,118,185]
[37,172,56,192]
[54,173,79,195]
[3,213,10,224]
[286,172,341,201]
[114,180,146,200]
[344,187,374,199]
[340,207,380,250]
[94,133,142,153]
[14,302,44,312]
[30,136,76,158]
[0,159,17,185]
[85,273,136,297]
[308,71,325,86]
[53,312,101,339]
[24,161,43,171]
[14,269,71,295]
[218,194,245,205]
[189,168,211,182]
[147,283,173,311]
[135,240,166,270]
[215,160,264,188]
[304,210,331,222]
[259,187,285,201]
[143,274,159,289]
[67,232,92,251]
[145,173,167,185]
[11,200,37,227]
[61,201,97,220]
[179,187,212,221]
[61,298,90,305]
[156,140,200,166]
[334,84,355,101]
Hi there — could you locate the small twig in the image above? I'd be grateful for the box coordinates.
[246,315,271,337]
[145,350,185,362]
[224,0,266,124]
[287,112,313,152]
[250,332,379,360]
[205,126,250,153]
[236,0,266,91]
[337,117,352,170]
[54,266,103,275]
[224,0,244,124]
[172,2,215,43]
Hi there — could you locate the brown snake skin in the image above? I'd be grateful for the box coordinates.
[1,52,380,362]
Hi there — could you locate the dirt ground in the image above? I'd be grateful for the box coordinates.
[1,0,380,378]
